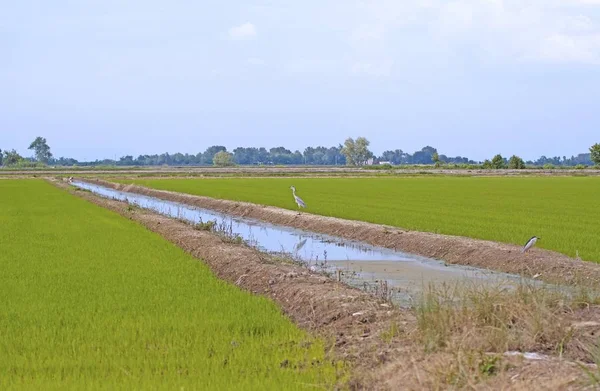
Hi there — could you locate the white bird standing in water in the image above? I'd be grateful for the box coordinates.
[522,236,540,253]
[290,186,306,212]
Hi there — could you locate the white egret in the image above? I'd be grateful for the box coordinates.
[522,236,539,253]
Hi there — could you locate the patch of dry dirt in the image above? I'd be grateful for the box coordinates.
[51,179,600,390]
[84,178,600,288]
[3,166,600,177]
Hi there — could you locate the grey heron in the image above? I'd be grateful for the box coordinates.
[522,236,539,253]
[294,238,308,252]
[290,186,306,212]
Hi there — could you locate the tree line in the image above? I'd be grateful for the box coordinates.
[2,136,599,168]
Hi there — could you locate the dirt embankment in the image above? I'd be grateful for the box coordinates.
[4,166,600,177]
[83,178,600,288]
[54,179,600,390]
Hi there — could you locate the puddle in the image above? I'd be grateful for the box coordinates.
[73,181,550,306]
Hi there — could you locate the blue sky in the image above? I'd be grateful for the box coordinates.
[2,0,600,161]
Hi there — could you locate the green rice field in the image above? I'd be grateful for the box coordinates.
[0,180,340,390]
[119,177,600,262]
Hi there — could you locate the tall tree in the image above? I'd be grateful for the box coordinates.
[203,146,227,165]
[508,155,526,169]
[341,137,373,166]
[2,149,24,166]
[590,143,600,165]
[0,148,3,166]
[354,137,373,165]
[213,151,234,166]
[380,149,405,165]
[341,138,357,165]
[411,146,438,164]
[491,154,506,169]
[28,137,53,163]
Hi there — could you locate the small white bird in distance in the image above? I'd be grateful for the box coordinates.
[522,236,540,253]
[294,238,308,252]
[290,186,306,212]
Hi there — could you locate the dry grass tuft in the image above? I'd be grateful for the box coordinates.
[407,280,600,388]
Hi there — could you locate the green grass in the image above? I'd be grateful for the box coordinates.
[118,177,600,262]
[0,180,342,390]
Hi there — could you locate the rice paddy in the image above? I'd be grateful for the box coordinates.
[118,177,600,262]
[0,180,341,390]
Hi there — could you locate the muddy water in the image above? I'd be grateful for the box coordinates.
[72,181,545,306]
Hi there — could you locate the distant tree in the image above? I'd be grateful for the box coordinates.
[590,143,600,165]
[328,145,345,165]
[269,146,295,165]
[482,159,492,169]
[213,151,234,166]
[28,137,53,163]
[491,154,506,169]
[341,138,357,165]
[354,137,373,165]
[341,137,373,166]
[0,148,3,166]
[117,155,135,166]
[2,149,24,166]
[411,146,438,164]
[508,155,526,169]
[380,150,400,165]
[203,146,227,165]
[54,156,78,166]
[432,152,441,167]
[304,146,332,165]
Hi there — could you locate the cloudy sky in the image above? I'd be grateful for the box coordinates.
[2,0,600,161]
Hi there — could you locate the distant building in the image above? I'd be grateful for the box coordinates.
[379,161,392,165]
[366,158,374,165]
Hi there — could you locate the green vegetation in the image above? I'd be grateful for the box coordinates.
[591,143,600,166]
[508,155,526,169]
[0,180,340,389]
[490,154,506,169]
[120,177,600,262]
[28,136,53,164]
[340,137,373,166]
[213,151,235,167]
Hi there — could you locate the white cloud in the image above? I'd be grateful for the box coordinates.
[560,14,594,32]
[536,33,600,64]
[346,0,600,66]
[228,22,257,40]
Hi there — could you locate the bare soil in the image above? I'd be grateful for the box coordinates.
[84,178,600,289]
[51,179,600,390]
[2,166,600,177]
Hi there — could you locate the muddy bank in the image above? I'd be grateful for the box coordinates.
[55,179,600,390]
[84,178,600,288]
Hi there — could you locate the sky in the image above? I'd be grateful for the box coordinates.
[2,0,600,162]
